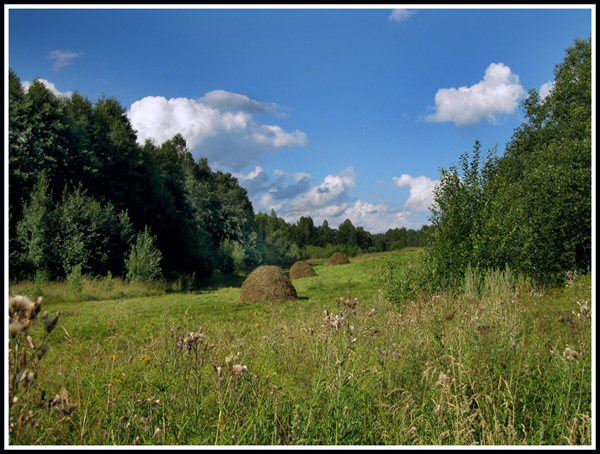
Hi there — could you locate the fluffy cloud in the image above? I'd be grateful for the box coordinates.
[21,79,72,97]
[425,63,525,126]
[127,92,308,172]
[388,9,416,22]
[288,167,356,217]
[392,174,438,211]
[47,49,84,72]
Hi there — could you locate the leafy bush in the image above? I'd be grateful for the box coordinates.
[126,226,163,282]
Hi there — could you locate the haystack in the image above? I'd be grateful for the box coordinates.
[238,266,299,302]
[328,252,350,266]
[289,261,317,279]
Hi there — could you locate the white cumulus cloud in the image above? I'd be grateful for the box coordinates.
[288,167,356,215]
[127,92,308,172]
[425,63,525,126]
[392,174,438,212]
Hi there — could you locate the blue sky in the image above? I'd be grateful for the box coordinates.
[6,5,594,233]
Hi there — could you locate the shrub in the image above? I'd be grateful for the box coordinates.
[126,226,163,282]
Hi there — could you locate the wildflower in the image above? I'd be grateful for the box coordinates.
[232,364,248,377]
[9,321,32,337]
[142,355,152,365]
[576,301,590,319]
[255,323,261,328]
[322,310,343,331]
[225,355,234,370]
[563,347,579,362]
[336,292,359,309]
[9,295,43,322]
[182,328,205,350]
[43,311,60,334]
[17,370,36,387]
[436,373,449,386]
[37,342,50,360]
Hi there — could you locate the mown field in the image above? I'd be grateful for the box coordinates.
[8,249,593,446]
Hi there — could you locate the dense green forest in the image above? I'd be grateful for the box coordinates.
[8,37,591,287]
[7,70,428,282]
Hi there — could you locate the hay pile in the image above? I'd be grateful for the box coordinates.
[328,252,350,266]
[289,261,317,279]
[238,266,299,302]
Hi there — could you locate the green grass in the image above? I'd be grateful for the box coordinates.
[8,249,592,446]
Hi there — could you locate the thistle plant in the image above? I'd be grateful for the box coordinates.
[9,295,76,442]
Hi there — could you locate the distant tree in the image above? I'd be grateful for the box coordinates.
[338,219,357,247]
[317,219,336,246]
[355,226,372,250]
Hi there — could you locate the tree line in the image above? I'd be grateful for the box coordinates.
[8,69,428,282]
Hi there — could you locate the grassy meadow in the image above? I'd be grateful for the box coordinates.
[8,249,593,446]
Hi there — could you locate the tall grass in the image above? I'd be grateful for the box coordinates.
[7,251,592,445]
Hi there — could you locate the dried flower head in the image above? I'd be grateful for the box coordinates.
[322,310,343,331]
[563,347,580,362]
[335,292,358,310]
[180,328,205,351]
[43,311,60,334]
[9,295,43,324]
[232,364,248,377]
[576,300,591,319]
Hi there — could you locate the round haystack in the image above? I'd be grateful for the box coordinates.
[238,266,299,302]
[289,261,317,279]
[328,252,350,266]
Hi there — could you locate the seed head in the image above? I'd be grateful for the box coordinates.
[232,364,248,377]
[563,347,579,362]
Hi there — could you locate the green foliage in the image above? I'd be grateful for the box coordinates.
[486,38,590,283]
[427,140,498,286]
[126,226,163,282]
[66,264,84,296]
[427,37,591,287]
[13,173,53,280]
